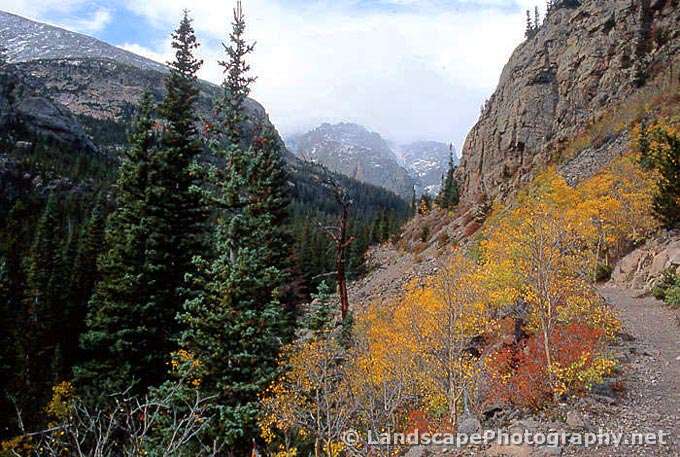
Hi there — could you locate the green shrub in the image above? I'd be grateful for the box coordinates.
[652,268,678,300]
[595,263,614,282]
[665,285,680,308]
[652,285,667,300]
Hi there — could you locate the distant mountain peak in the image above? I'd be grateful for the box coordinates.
[288,122,414,199]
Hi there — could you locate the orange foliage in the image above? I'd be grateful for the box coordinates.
[486,323,610,409]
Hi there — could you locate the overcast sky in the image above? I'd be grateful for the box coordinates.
[1,0,537,148]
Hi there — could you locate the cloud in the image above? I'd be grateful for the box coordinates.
[118,0,530,145]
[60,8,112,33]
[0,0,535,146]
[0,1,112,33]
[119,42,172,65]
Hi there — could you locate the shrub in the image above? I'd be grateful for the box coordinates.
[652,267,679,301]
[595,263,614,282]
[486,323,613,410]
[665,284,680,308]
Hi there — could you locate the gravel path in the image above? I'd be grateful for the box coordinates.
[565,285,680,457]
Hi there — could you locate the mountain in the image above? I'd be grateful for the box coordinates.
[0,10,274,150]
[395,141,456,196]
[288,123,415,199]
[0,67,96,154]
[457,0,680,204]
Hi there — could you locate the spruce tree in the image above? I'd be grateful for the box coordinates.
[178,1,292,450]
[19,194,65,425]
[75,94,159,398]
[436,146,460,209]
[77,12,208,400]
[525,10,533,38]
[65,197,106,369]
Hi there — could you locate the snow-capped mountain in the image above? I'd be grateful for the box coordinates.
[395,141,458,196]
[288,123,415,200]
[0,10,165,73]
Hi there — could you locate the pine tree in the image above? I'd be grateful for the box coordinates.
[534,6,541,30]
[178,1,293,450]
[155,9,208,282]
[436,146,460,209]
[75,93,159,399]
[652,129,680,229]
[638,120,653,170]
[525,10,534,38]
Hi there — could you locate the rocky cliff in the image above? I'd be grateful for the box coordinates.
[0,67,97,154]
[458,0,680,203]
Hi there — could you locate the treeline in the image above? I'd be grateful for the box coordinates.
[0,4,408,455]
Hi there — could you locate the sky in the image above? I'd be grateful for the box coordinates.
[0,0,536,148]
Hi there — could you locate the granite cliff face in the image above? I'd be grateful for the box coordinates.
[458,0,680,203]
[289,123,415,199]
[0,68,97,154]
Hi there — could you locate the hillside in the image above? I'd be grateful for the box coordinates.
[457,0,680,203]
[288,122,416,199]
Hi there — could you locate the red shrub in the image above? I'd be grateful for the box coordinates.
[485,323,606,409]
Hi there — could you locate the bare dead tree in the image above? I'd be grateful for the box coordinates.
[19,384,224,457]
[316,170,354,320]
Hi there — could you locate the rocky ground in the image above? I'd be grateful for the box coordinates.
[560,286,680,457]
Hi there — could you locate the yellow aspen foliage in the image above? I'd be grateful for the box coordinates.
[46,381,75,423]
[350,251,496,429]
[259,335,351,457]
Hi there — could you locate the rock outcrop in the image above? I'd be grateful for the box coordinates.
[0,68,97,154]
[611,231,680,290]
[458,0,680,203]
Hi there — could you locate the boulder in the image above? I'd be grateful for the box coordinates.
[611,233,680,291]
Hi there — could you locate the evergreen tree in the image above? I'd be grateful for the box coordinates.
[652,129,680,229]
[302,281,334,333]
[435,146,460,210]
[75,94,159,398]
[19,194,65,425]
[65,197,106,369]
[534,6,541,30]
[525,10,534,38]
[638,121,653,170]
[77,11,208,400]
[178,1,292,450]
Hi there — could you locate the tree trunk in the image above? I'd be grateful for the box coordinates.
[337,203,350,320]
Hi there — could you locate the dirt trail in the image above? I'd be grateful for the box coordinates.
[567,285,680,456]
